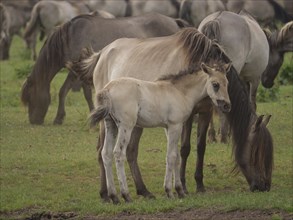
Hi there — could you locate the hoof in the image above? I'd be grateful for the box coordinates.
[110,194,120,204]
[137,189,156,199]
[122,193,132,203]
[53,118,64,125]
[100,191,111,203]
[175,186,185,198]
[196,187,206,193]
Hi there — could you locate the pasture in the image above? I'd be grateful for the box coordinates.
[0,36,292,219]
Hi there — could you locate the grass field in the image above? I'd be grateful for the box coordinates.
[0,36,292,219]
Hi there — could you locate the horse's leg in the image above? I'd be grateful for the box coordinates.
[97,122,110,202]
[114,124,134,203]
[127,127,155,199]
[208,111,217,143]
[219,111,229,144]
[81,82,94,111]
[53,71,76,125]
[165,125,184,198]
[249,79,259,111]
[195,110,212,192]
[180,115,193,194]
[102,116,120,204]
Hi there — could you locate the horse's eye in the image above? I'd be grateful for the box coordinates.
[212,82,220,91]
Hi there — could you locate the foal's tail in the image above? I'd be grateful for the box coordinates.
[66,47,101,82]
[89,90,111,127]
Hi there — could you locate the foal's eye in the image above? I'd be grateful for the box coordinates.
[212,82,220,91]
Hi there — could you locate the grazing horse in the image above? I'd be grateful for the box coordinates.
[21,13,186,125]
[262,21,293,88]
[179,0,226,27]
[24,0,92,60]
[69,28,274,202]
[87,63,231,203]
[198,10,270,143]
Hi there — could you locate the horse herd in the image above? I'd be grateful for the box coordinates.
[1,0,292,204]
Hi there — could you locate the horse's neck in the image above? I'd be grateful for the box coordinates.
[172,72,208,106]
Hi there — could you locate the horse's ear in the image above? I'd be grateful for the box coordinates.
[262,115,272,127]
[201,63,212,75]
[253,115,264,132]
[263,28,272,39]
[224,63,232,73]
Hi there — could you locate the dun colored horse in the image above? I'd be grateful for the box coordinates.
[21,13,186,125]
[86,63,231,203]
[70,28,274,202]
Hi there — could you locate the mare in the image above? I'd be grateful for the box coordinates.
[198,10,270,142]
[23,0,92,60]
[179,0,226,27]
[69,28,274,202]
[0,2,34,60]
[87,62,231,203]
[262,21,293,88]
[21,13,186,125]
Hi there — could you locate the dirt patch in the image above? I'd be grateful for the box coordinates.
[1,208,292,220]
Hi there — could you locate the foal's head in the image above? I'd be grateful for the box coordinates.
[201,62,231,113]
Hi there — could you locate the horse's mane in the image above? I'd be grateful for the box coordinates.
[21,17,73,105]
[226,66,252,162]
[277,21,293,46]
[176,27,229,66]
[250,121,274,178]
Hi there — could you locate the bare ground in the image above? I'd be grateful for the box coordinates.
[1,208,292,220]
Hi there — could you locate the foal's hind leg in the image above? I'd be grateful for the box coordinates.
[165,125,184,198]
[102,116,120,204]
[114,124,134,203]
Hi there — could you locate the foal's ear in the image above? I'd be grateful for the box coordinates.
[201,63,212,75]
[262,115,272,127]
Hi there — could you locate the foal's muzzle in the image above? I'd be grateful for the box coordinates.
[217,100,231,113]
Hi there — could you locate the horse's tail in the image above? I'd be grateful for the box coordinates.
[89,90,111,127]
[66,47,101,82]
[179,0,193,25]
[200,19,221,42]
[24,3,41,40]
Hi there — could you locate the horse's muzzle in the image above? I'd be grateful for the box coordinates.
[217,100,231,113]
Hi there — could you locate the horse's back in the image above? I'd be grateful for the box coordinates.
[65,13,181,61]
[199,11,269,80]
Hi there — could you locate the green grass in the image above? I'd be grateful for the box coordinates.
[0,36,292,218]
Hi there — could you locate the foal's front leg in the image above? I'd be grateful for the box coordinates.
[165,125,185,198]
[114,124,134,203]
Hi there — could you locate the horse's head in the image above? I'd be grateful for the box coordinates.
[21,76,51,125]
[262,22,293,88]
[238,115,274,192]
[201,62,231,113]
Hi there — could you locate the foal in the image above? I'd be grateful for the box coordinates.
[90,62,231,204]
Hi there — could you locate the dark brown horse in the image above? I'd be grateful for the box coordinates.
[70,28,274,203]
[21,13,187,125]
